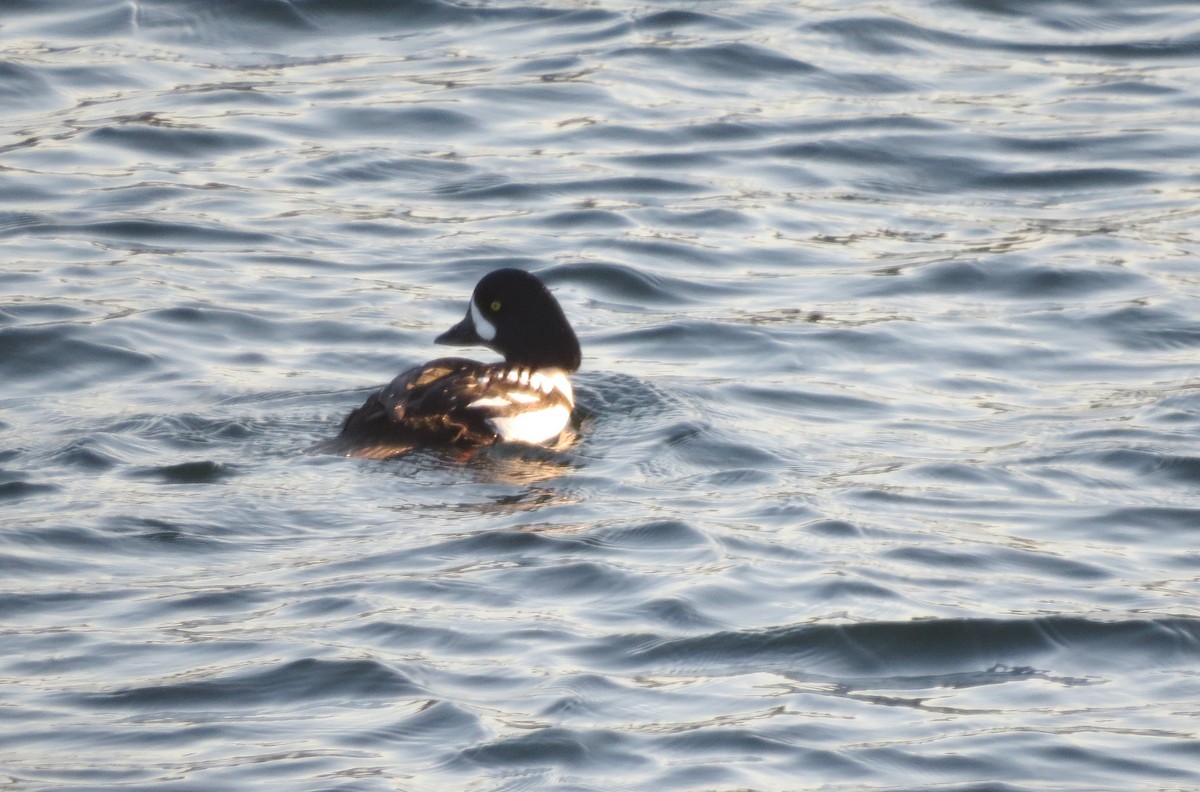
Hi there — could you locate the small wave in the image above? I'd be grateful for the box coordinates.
[0,325,159,388]
[0,479,61,501]
[72,657,421,710]
[579,616,1200,677]
[614,42,817,80]
[126,459,236,484]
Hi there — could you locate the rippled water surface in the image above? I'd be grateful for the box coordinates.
[3,1,1200,789]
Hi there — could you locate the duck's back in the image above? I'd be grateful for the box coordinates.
[319,356,573,459]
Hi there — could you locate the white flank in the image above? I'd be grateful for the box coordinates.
[488,405,570,444]
[470,300,496,341]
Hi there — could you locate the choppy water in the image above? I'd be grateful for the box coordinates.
[3,1,1200,789]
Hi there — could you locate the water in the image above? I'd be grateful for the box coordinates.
[2,1,1199,789]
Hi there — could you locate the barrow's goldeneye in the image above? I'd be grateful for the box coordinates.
[321,268,580,459]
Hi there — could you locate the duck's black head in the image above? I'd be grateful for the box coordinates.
[435,268,581,372]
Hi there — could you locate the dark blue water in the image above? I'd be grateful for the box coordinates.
[3,1,1199,789]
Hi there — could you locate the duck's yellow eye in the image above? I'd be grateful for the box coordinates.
[490,300,502,312]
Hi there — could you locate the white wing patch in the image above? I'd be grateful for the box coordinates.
[506,391,540,404]
[487,405,570,444]
[466,391,539,409]
[466,396,511,409]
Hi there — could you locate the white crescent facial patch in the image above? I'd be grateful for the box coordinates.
[470,299,496,342]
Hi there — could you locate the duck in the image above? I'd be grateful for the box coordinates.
[320,268,581,459]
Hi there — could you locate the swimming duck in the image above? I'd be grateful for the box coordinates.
[322,268,580,459]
